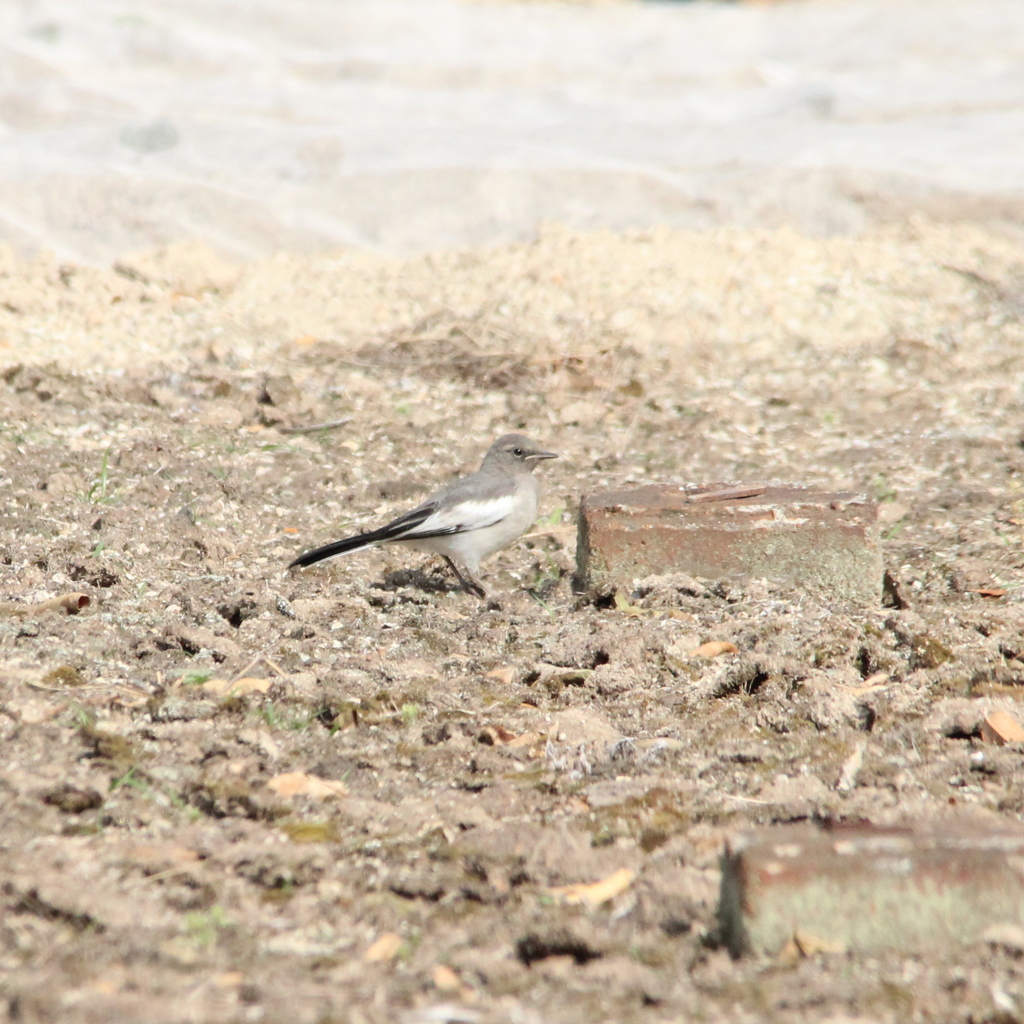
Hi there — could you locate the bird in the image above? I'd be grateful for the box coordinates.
[288,433,557,598]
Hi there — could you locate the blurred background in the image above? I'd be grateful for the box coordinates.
[1,0,1023,264]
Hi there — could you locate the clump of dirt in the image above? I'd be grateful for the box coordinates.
[2,220,1024,1023]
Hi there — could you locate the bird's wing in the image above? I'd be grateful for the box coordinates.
[380,492,516,542]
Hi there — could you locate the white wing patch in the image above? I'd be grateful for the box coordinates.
[400,495,515,538]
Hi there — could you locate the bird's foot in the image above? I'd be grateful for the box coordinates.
[442,556,491,602]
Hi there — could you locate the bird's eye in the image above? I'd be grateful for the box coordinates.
[512,447,524,457]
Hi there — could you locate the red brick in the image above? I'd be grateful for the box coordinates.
[576,484,881,604]
[719,821,1024,956]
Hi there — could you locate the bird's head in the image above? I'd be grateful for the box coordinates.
[486,433,558,471]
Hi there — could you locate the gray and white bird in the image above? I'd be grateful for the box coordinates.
[288,433,557,597]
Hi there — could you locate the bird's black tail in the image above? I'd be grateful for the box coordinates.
[289,503,438,569]
[288,531,382,569]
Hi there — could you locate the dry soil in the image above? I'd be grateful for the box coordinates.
[2,220,1024,1022]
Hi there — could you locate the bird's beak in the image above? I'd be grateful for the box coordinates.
[528,448,558,461]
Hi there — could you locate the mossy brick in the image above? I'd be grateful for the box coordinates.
[719,821,1024,957]
[576,484,881,604]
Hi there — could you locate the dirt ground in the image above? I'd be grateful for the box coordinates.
[3,219,1024,1023]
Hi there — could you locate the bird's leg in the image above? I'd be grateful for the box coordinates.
[442,556,488,600]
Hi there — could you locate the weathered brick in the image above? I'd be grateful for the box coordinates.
[576,484,881,604]
[719,821,1024,956]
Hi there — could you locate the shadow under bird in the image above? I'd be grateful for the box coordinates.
[288,433,557,597]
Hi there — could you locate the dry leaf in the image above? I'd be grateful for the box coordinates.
[199,677,231,696]
[613,591,647,617]
[837,673,890,696]
[548,867,635,906]
[225,676,273,696]
[664,609,694,622]
[484,667,515,685]
[790,928,845,957]
[861,672,890,687]
[478,725,541,751]
[972,588,1007,598]
[507,730,542,749]
[981,710,1024,745]
[364,932,403,962]
[432,965,463,992]
[202,676,273,698]
[43,593,92,614]
[688,641,739,659]
[0,592,91,617]
[267,771,347,799]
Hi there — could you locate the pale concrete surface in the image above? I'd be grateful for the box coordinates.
[1,0,1023,262]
